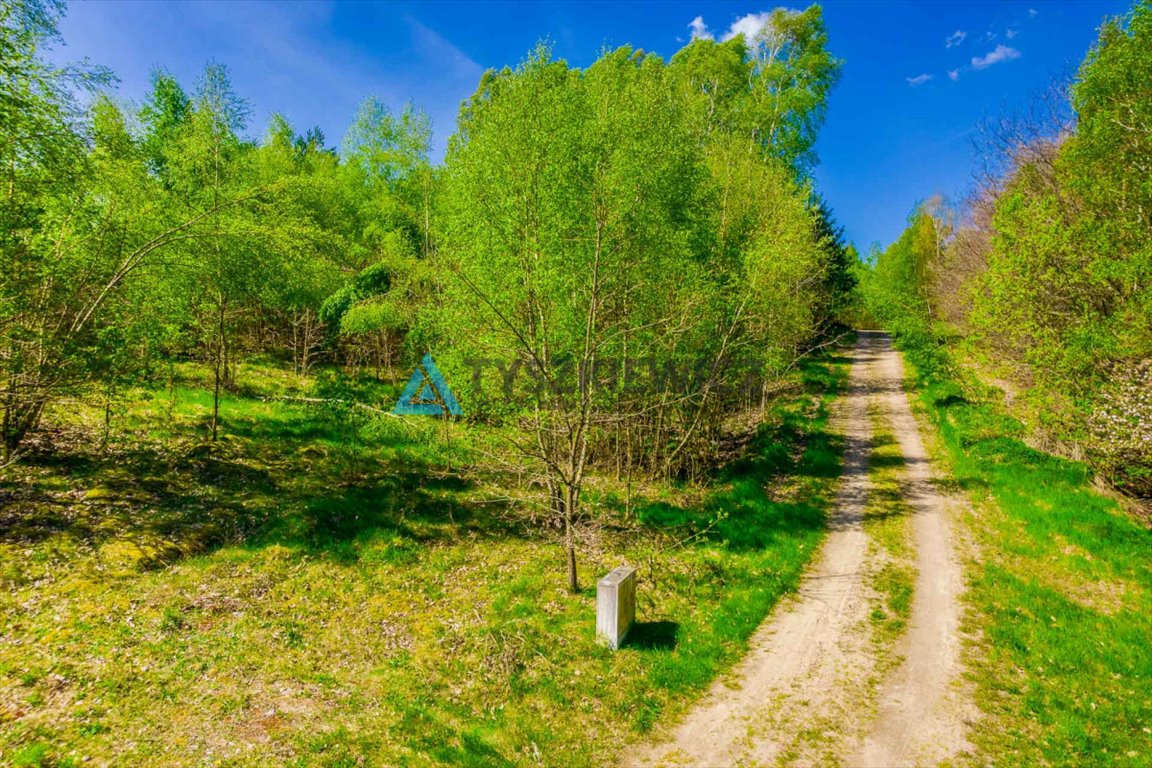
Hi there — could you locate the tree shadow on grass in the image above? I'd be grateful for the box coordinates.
[0,441,279,552]
[932,392,970,408]
[0,411,519,569]
[395,700,518,768]
[627,621,678,650]
[276,464,521,564]
[725,412,845,483]
[427,729,517,768]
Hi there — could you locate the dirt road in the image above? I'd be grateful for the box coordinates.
[622,332,971,768]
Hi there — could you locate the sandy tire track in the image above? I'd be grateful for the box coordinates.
[846,333,973,767]
[620,331,970,768]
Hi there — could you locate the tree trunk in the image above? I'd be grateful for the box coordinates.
[211,300,224,442]
[211,358,221,442]
[565,513,578,594]
[291,310,302,376]
[382,331,394,385]
[550,479,580,594]
[2,378,47,462]
[165,365,177,442]
[101,391,113,451]
[564,480,583,593]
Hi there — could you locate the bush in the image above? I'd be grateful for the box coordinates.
[1085,362,1152,497]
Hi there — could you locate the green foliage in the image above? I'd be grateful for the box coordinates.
[435,39,845,437]
[340,96,431,187]
[740,6,843,177]
[430,40,845,585]
[339,95,435,262]
[667,5,842,178]
[810,196,858,324]
[0,0,850,599]
[320,260,394,331]
[667,35,749,134]
[139,69,190,179]
[859,206,952,380]
[437,44,714,408]
[0,0,115,456]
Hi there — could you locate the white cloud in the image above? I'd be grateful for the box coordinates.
[906,73,933,86]
[724,11,774,42]
[945,30,966,48]
[971,44,1021,70]
[1006,28,1018,39]
[686,10,807,47]
[948,68,961,81]
[688,15,713,40]
[718,9,801,43]
[1028,8,1038,17]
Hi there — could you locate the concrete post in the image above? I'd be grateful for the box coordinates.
[596,566,636,650]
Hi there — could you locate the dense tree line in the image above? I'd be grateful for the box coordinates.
[2,0,856,587]
[0,0,434,459]
[863,0,1152,499]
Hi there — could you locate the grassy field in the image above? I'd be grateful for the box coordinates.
[902,349,1152,767]
[0,352,849,767]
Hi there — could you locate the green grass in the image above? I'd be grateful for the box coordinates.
[900,350,1152,766]
[0,353,849,766]
[863,404,916,648]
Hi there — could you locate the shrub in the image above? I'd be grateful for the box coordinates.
[1085,362,1152,497]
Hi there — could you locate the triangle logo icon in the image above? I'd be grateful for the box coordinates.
[393,353,463,416]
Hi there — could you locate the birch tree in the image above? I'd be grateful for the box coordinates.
[436,46,718,591]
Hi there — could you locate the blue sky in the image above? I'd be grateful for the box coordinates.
[48,0,1131,250]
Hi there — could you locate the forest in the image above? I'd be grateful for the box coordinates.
[2,0,1150,765]
[1,1,851,590]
